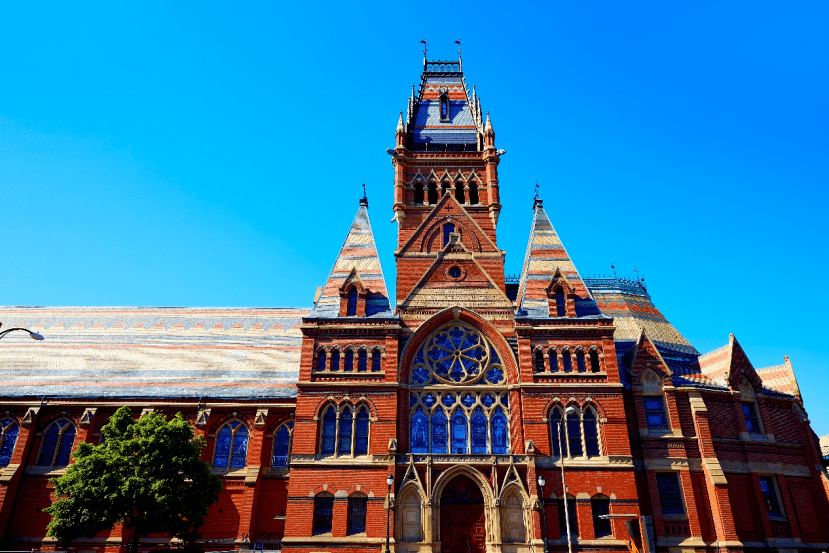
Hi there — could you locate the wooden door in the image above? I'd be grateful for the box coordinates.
[441,505,485,553]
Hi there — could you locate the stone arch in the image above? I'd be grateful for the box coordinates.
[397,482,426,543]
[500,483,528,543]
[431,465,498,547]
[421,217,483,253]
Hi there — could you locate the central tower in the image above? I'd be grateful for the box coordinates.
[390,55,511,322]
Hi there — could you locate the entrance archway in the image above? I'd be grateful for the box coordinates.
[440,475,486,553]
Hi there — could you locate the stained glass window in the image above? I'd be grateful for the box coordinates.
[584,409,600,457]
[372,350,382,371]
[358,350,367,372]
[272,422,293,468]
[0,419,19,467]
[355,408,369,455]
[38,419,75,467]
[441,394,456,408]
[313,493,334,534]
[550,409,563,458]
[411,408,428,454]
[431,409,448,454]
[330,350,340,371]
[338,409,353,455]
[214,420,248,468]
[471,408,488,454]
[345,350,354,372]
[318,350,326,371]
[321,408,336,456]
[481,394,494,408]
[451,412,468,454]
[491,408,509,454]
[348,494,368,534]
[567,410,582,457]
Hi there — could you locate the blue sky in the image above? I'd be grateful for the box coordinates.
[1,1,827,433]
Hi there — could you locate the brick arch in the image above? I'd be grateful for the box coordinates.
[265,413,294,435]
[431,464,495,507]
[311,395,379,420]
[422,218,483,253]
[586,487,616,499]
[310,484,339,497]
[345,484,375,497]
[398,307,519,386]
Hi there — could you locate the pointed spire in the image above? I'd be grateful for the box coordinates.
[311,201,392,318]
[396,112,404,134]
[484,112,493,134]
[516,198,596,318]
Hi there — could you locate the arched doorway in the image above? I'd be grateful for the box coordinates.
[440,475,485,553]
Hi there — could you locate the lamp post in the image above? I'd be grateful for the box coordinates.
[0,322,44,341]
[386,473,394,553]
[559,406,577,553]
[538,474,548,553]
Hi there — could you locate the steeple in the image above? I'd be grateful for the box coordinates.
[310,197,392,318]
[516,197,599,318]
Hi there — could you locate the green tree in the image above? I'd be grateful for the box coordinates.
[45,407,222,551]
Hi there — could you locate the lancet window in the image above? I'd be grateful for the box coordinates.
[214,420,249,468]
[38,419,76,467]
[272,421,293,468]
[533,346,602,373]
[320,403,370,458]
[549,404,602,459]
[0,419,19,467]
[409,321,510,455]
[314,346,384,373]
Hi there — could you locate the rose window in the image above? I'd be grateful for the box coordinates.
[410,322,505,386]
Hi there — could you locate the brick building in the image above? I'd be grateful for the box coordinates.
[0,55,827,553]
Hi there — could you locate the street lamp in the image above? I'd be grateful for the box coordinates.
[0,322,44,341]
[385,473,394,553]
[538,474,548,553]
[558,406,577,553]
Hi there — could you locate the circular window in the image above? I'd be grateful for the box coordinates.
[409,322,506,386]
[448,266,462,279]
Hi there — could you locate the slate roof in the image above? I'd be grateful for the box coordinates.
[516,199,601,318]
[310,200,393,318]
[0,306,309,400]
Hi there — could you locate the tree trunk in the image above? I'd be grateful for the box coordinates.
[131,526,141,553]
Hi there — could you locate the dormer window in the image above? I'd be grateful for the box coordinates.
[347,288,358,316]
[439,91,450,122]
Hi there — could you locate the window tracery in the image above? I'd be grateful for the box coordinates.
[38,418,75,467]
[272,421,293,468]
[549,404,602,459]
[319,403,370,458]
[214,420,249,468]
[0,419,19,467]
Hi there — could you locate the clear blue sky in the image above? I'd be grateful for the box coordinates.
[2,2,827,433]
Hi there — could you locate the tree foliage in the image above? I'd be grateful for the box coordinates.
[45,407,222,547]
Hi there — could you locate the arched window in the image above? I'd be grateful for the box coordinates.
[338,408,353,455]
[321,408,337,457]
[427,182,438,204]
[38,419,75,467]
[491,408,509,455]
[534,349,545,372]
[371,349,382,372]
[591,495,612,537]
[550,408,563,457]
[272,421,294,468]
[583,408,600,457]
[411,407,428,454]
[558,495,579,539]
[313,492,334,534]
[471,407,488,454]
[431,408,448,454]
[549,348,559,372]
[562,348,572,372]
[414,181,424,204]
[358,350,368,372]
[330,349,340,371]
[347,288,358,316]
[214,420,249,468]
[576,349,587,373]
[0,419,19,467]
[441,181,451,198]
[344,350,354,372]
[555,288,566,317]
[354,408,370,455]
[443,223,455,246]
[451,411,468,454]
[468,182,479,204]
[317,350,327,371]
[567,406,583,457]
[455,181,465,203]
[590,349,601,372]
[348,492,368,534]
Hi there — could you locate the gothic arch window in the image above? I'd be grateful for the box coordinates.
[313,492,334,534]
[371,348,382,372]
[414,181,424,204]
[441,180,451,198]
[358,349,368,372]
[347,492,368,535]
[591,494,612,537]
[344,349,354,372]
[346,288,358,316]
[338,408,353,455]
[468,181,479,204]
[272,421,294,468]
[549,347,559,372]
[557,494,579,538]
[317,349,327,372]
[408,321,510,455]
[38,419,75,467]
[589,348,601,372]
[330,348,340,371]
[562,348,572,372]
[443,223,455,247]
[427,182,438,204]
[0,419,19,467]
[549,404,602,459]
[576,348,587,373]
[214,420,249,468]
[455,181,465,203]
[534,349,545,373]
[320,407,337,457]
[319,403,371,458]
[555,287,566,317]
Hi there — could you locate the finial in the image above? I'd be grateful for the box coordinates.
[533,181,542,209]
[360,183,368,207]
[534,181,539,199]
[397,111,404,133]
[420,39,428,59]
[611,263,617,278]
[485,112,492,132]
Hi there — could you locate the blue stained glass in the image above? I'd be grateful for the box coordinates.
[449,326,464,347]
[482,394,494,408]
[491,350,501,365]
[321,409,336,456]
[461,332,479,350]
[231,425,249,468]
[461,394,475,408]
[412,366,430,384]
[486,367,504,384]
[451,412,468,454]
[338,409,353,455]
[471,408,488,454]
[411,408,428,454]
[434,333,450,349]
[500,394,509,407]
[431,409,448,454]
[38,424,60,466]
[55,425,75,466]
[491,408,509,454]
[449,364,464,382]
[410,393,418,407]
[441,394,456,408]
[474,347,484,360]
[355,409,369,455]
[214,427,231,467]
[0,421,19,467]
[423,394,436,408]
[567,413,582,456]
[272,423,292,468]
